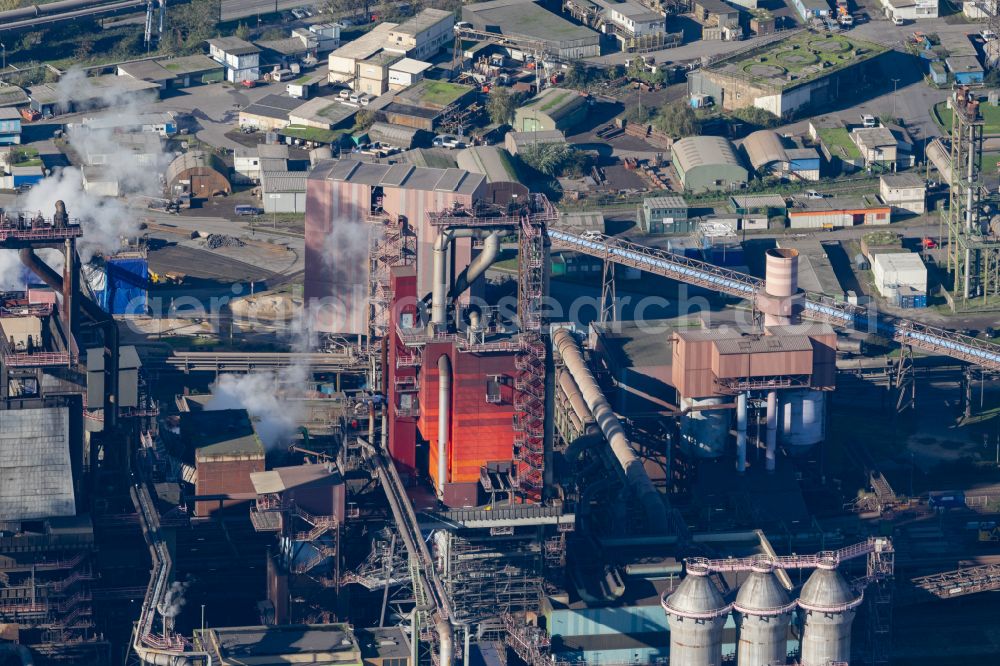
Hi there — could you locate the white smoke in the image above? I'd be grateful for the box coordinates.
[2,68,172,285]
[204,312,316,449]
[317,211,373,333]
[160,581,189,618]
[0,248,65,290]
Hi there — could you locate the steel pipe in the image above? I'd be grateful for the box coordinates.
[553,328,668,533]
[437,354,452,498]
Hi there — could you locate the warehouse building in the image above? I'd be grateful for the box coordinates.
[156,54,225,87]
[462,0,601,60]
[514,87,588,132]
[240,94,310,131]
[455,145,522,185]
[879,0,939,20]
[671,136,748,192]
[367,122,424,149]
[384,8,455,60]
[505,129,566,155]
[741,129,821,181]
[871,251,927,301]
[880,172,926,214]
[788,196,890,229]
[234,143,290,183]
[262,171,308,213]
[166,151,231,200]
[791,0,831,20]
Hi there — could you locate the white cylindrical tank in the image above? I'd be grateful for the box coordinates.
[733,561,795,666]
[681,397,729,458]
[663,562,731,666]
[779,389,826,452]
[798,562,863,666]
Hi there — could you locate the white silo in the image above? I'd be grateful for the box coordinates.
[798,561,863,666]
[733,560,795,666]
[662,561,732,666]
[779,389,826,452]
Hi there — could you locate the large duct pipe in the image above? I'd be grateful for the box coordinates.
[558,369,595,428]
[431,229,486,327]
[451,230,503,298]
[18,248,106,324]
[553,328,668,533]
[437,354,452,498]
[736,392,747,473]
[765,390,777,472]
[437,617,454,666]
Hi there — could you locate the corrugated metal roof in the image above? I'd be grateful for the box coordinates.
[0,407,76,521]
[367,122,420,147]
[455,145,518,183]
[316,158,484,194]
[742,129,787,170]
[208,36,260,55]
[713,334,812,355]
[262,170,307,192]
[672,136,742,171]
[644,195,688,209]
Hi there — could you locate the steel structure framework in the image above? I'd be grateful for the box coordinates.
[944,87,1000,308]
[910,562,1000,599]
[548,230,1000,371]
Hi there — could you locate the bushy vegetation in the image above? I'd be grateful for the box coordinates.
[518,142,591,178]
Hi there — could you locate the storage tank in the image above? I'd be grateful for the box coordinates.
[662,561,731,666]
[680,397,729,458]
[798,561,863,666]
[733,560,795,666]
[779,389,825,452]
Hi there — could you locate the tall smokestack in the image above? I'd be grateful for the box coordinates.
[756,248,803,327]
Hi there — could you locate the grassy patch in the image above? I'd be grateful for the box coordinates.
[279,125,345,143]
[817,127,862,160]
[417,80,471,107]
[934,100,1000,134]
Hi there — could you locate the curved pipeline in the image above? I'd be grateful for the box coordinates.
[450,230,502,298]
[0,644,34,666]
[558,369,594,427]
[553,328,669,533]
[436,617,454,666]
[18,248,107,324]
[437,354,451,498]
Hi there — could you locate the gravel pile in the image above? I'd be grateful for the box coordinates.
[205,234,246,249]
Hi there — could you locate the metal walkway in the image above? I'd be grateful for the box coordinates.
[549,230,1000,371]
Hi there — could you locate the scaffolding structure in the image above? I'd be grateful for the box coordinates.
[944,86,1000,309]
[440,528,545,624]
[368,214,416,339]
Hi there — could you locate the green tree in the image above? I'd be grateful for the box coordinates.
[354,109,376,131]
[653,102,700,138]
[486,86,515,126]
[565,60,593,88]
[518,143,590,177]
[234,22,251,41]
[732,106,780,129]
[74,36,95,61]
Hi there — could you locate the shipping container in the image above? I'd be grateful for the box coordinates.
[929,491,966,509]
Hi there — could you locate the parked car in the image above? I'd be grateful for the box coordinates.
[804,190,825,199]
[234,205,263,216]
[983,29,998,42]
[433,135,464,149]
[338,89,351,100]
[891,15,906,26]
[581,230,604,241]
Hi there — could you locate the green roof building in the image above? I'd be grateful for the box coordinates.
[514,87,588,133]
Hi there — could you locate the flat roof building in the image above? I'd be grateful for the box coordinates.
[880,172,926,214]
[384,8,454,60]
[463,0,601,60]
[197,624,362,665]
[328,22,399,82]
[671,136,748,192]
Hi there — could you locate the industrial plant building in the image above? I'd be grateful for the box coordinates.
[462,0,602,60]
[688,32,886,117]
[513,87,588,133]
[742,129,822,181]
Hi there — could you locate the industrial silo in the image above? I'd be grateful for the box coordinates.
[779,389,826,452]
[662,561,731,666]
[797,561,863,666]
[680,397,729,458]
[733,560,795,666]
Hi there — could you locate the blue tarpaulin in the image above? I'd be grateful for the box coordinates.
[104,258,148,315]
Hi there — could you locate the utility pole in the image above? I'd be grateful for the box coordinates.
[890,78,900,121]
